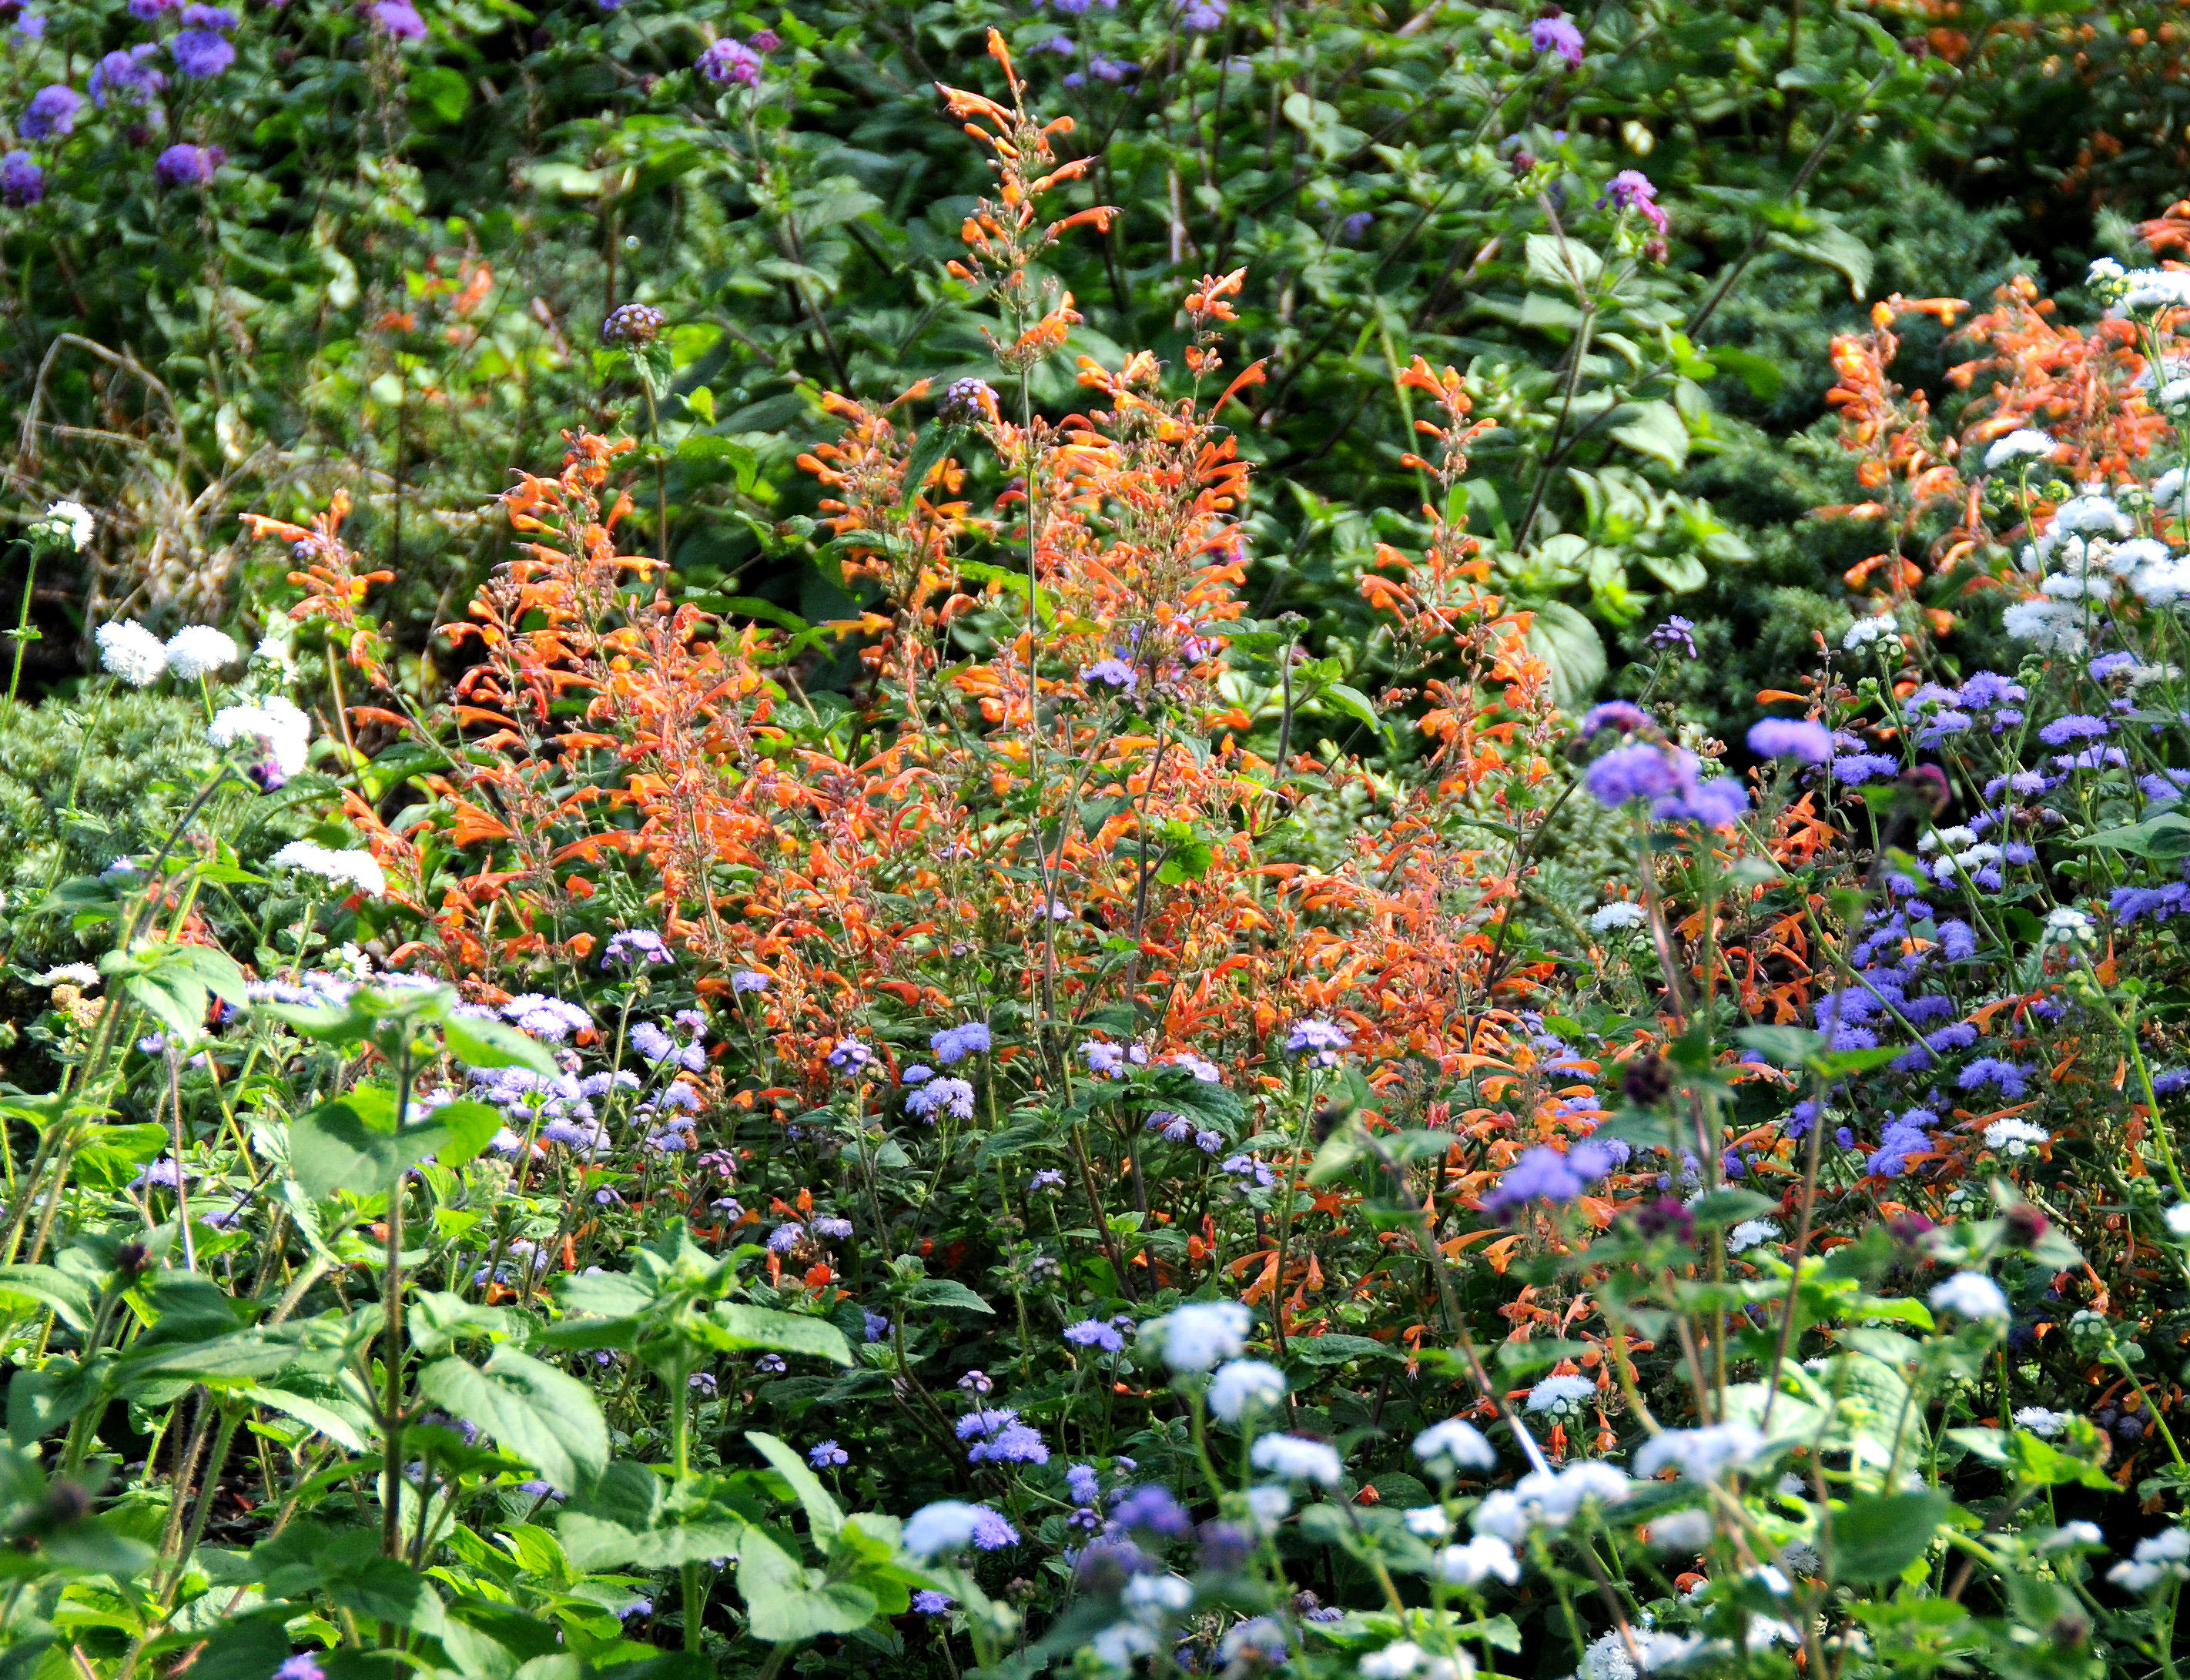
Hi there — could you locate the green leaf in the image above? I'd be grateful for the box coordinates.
[409,63,470,124]
[415,1348,609,1493]
[1734,1025,1823,1068]
[704,1304,855,1364]
[736,1524,878,1642]
[904,1280,993,1317]
[898,423,967,509]
[678,434,759,494]
[442,1016,559,1077]
[1609,399,1691,470]
[1315,683,1383,735]
[1289,1334,1399,1367]
[1828,1491,1950,1581]
[1525,601,1607,713]
[746,1431,844,1546]
[0,1265,95,1334]
[2075,812,2190,859]
[287,1093,502,1200]
[1525,233,1604,293]
[1768,223,1875,300]
[559,1461,748,1571]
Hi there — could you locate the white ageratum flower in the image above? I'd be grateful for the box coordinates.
[1205,1359,1288,1423]
[2052,494,2133,538]
[32,962,99,990]
[2134,554,2190,606]
[1633,1421,1769,1482]
[2041,1520,2105,1550]
[1588,901,1647,932]
[1470,1462,1631,1542]
[163,624,241,681]
[1359,1642,1425,1679]
[2089,256,2127,286]
[2166,1203,2190,1237]
[2044,906,2098,949]
[2107,1528,2190,1592]
[1984,1118,2050,1159]
[2001,598,2087,654]
[1434,1534,1519,1586]
[1983,429,2055,472]
[1144,1300,1251,1373]
[1248,1434,1343,1488]
[208,696,312,778]
[2158,467,2190,516]
[1241,1484,1291,1532]
[2118,269,2190,313]
[2041,571,2114,602]
[1120,1573,1190,1622]
[1402,1505,1453,1538]
[1841,614,1896,652]
[901,1501,983,1559]
[1727,1219,1780,1255]
[268,840,387,898]
[1645,1508,1716,1553]
[1580,1628,1699,1679]
[1927,1270,2011,1324]
[1523,1374,1596,1422]
[34,500,95,551]
[95,621,169,687]
[2013,1407,2068,1437]
[1414,1417,1498,1474]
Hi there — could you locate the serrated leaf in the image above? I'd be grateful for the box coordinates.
[1828,1491,1949,1581]
[416,1348,608,1494]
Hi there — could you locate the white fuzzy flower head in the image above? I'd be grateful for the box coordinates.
[1403,1505,1453,1538]
[2167,1203,2190,1237]
[1205,1359,1288,1423]
[208,696,312,779]
[2158,467,2190,515]
[2041,1520,2105,1550]
[1472,1462,1631,1542]
[163,625,240,681]
[1524,1374,1596,1422]
[901,1500,983,1559]
[2107,1528,2190,1591]
[2044,906,2097,949]
[34,500,94,551]
[1841,614,1896,653]
[2053,494,2132,538]
[1589,901,1647,933]
[32,962,99,990]
[2041,570,2115,602]
[1727,1219,1780,1255]
[1145,1300,1251,1373]
[2118,269,2190,313]
[1581,1628,1699,1680]
[1360,1642,1425,1680]
[1415,1417,1498,1474]
[1633,1421,1769,1482]
[2001,598,2087,654]
[1984,1118,2050,1159]
[269,841,386,898]
[1984,429,2055,472]
[1435,1534,1519,1587]
[1928,1270,2011,1324]
[1645,1508,1716,1554]
[2013,1407,2068,1437]
[1242,1483,1291,1532]
[95,621,168,687]
[2134,555,2190,606]
[1249,1433,1343,1487]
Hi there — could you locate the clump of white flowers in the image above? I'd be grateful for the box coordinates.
[1727,1218,1780,1255]
[1523,1374,1596,1424]
[30,500,93,551]
[1982,428,2054,471]
[1588,902,1647,933]
[209,696,312,781]
[2107,1528,2190,1592]
[95,621,169,688]
[1983,1118,2048,1160]
[1632,1421,1769,1481]
[1415,1417,1498,1474]
[1143,1300,1251,1372]
[268,841,386,898]
[1470,1461,1630,1543]
[1927,1271,2011,1324]
[1205,1359,1287,1423]
[163,625,240,681]
[2042,905,2097,949]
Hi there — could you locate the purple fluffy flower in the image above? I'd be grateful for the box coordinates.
[604,929,671,966]
[21,85,82,139]
[1833,752,1900,784]
[367,1,426,38]
[90,46,166,109]
[1747,718,1835,765]
[1531,12,1585,64]
[1080,657,1137,691]
[1959,1057,2028,1099]
[1586,742,1686,807]
[154,143,223,186]
[1284,1017,1351,1065]
[169,28,234,75]
[1481,1142,1614,1217]
[698,37,760,84]
[2040,715,2110,746]
[1111,1484,1193,1536]
[1579,700,1649,738]
[1601,169,1668,235]
[0,151,43,207]
[1656,776,1748,828]
[1065,1319,1124,1352]
[971,1507,1018,1550]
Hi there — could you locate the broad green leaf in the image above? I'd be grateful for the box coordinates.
[1609,399,1691,470]
[442,1016,559,1077]
[287,1093,502,1200]
[1525,602,1606,713]
[0,1265,95,1334]
[736,1524,878,1641]
[2075,812,2190,858]
[1525,232,1604,292]
[746,1431,844,1546]
[1828,1491,1950,1581]
[416,1348,609,1493]
[1769,223,1874,300]
[903,1280,993,1317]
[705,1304,857,1361]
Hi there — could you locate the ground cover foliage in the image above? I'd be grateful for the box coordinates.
[15,3,2190,1680]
